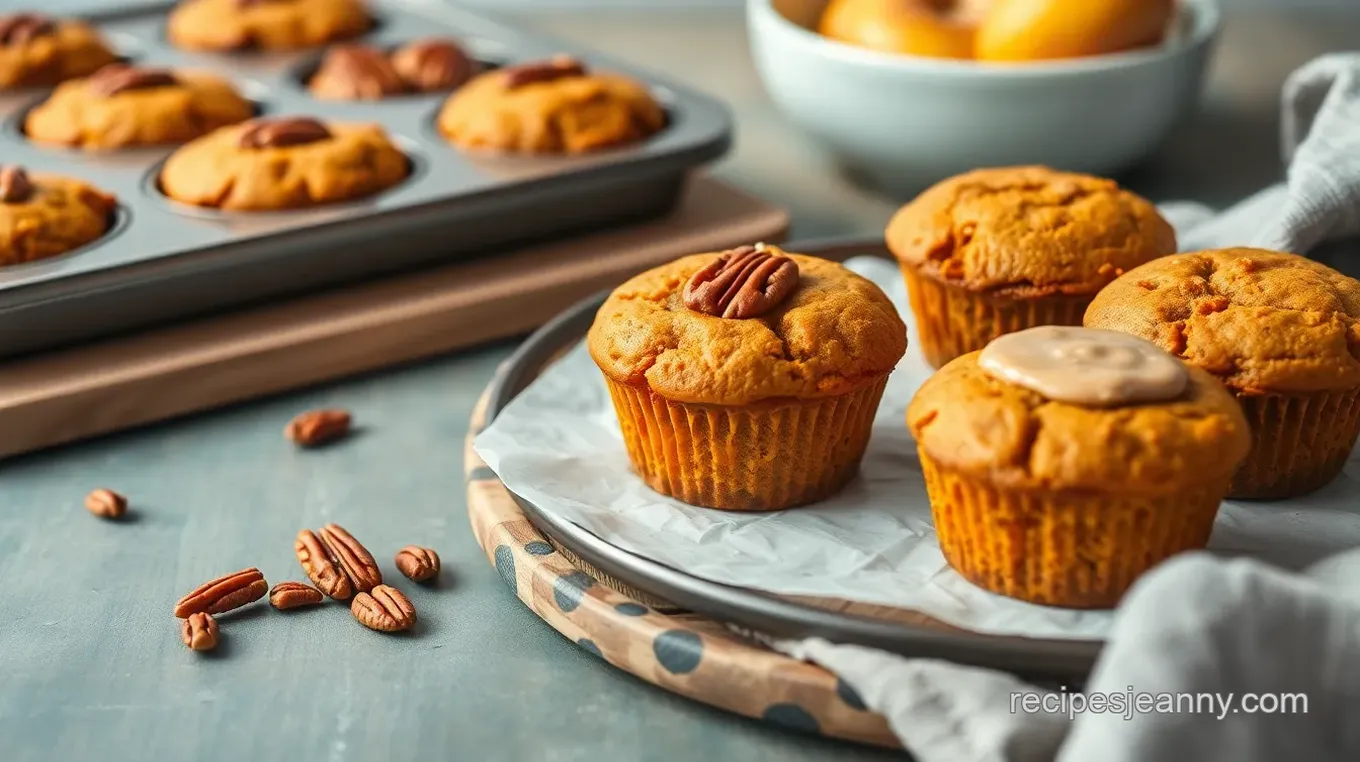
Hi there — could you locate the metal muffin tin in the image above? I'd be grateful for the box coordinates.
[0,0,732,358]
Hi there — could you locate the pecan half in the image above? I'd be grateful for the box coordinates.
[181,612,219,651]
[351,585,416,632]
[174,568,268,618]
[269,581,325,610]
[284,409,351,447]
[502,55,587,90]
[311,44,405,100]
[88,64,179,97]
[391,39,474,92]
[395,545,440,583]
[0,166,34,204]
[319,523,383,594]
[683,245,801,319]
[239,118,333,150]
[84,488,127,519]
[0,14,56,46]
[295,529,354,600]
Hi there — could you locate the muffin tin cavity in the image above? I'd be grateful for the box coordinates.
[0,0,731,359]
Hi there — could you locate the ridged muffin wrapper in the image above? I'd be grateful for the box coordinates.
[603,375,890,511]
[919,454,1232,608]
[902,267,1089,369]
[1230,388,1360,499]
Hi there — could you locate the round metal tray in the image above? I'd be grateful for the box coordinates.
[483,236,1103,682]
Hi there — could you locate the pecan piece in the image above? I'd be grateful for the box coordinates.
[295,529,354,600]
[683,244,800,319]
[351,585,416,632]
[269,581,325,610]
[284,409,351,446]
[310,44,405,100]
[181,612,219,651]
[319,523,383,594]
[395,545,440,583]
[0,166,34,204]
[174,568,268,618]
[502,55,587,90]
[0,14,56,46]
[239,118,333,150]
[391,39,474,92]
[84,488,127,519]
[88,64,179,97]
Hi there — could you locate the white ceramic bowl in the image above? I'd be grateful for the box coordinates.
[747,0,1221,196]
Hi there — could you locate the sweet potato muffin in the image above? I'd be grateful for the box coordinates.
[886,166,1176,368]
[0,13,118,89]
[0,165,116,267]
[167,0,371,52]
[908,326,1250,608]
[1085,248,1360,499]
[587,245,907,511]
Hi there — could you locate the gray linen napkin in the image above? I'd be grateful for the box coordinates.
[777,53,1360,762]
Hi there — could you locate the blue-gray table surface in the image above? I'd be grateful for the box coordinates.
[4,6,1359,762]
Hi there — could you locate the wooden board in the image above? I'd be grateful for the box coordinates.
[0,176,788,460]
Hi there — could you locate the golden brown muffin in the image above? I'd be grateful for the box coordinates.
[24,64,255,151]
[819,0,990,59]
[167,0,371,52]
[390,39,476,93]
[886,166,1176,368]
[1085,248,1360,499]
[976,0,1174,62]
[308,40,477,100]
[0,13,119,90]
[588,245,907,511]
[159,117,408,211]
[908,327,1250,608]
[0,165,116,267]
[438,56,665,154]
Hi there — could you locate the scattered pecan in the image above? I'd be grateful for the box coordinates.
[284,408,351,446]
[87,64,179,97]
[0,14,55,46]
[181,612,219,651]
[319,523,383,594]
[311,44,405,100]
[295,529,354,600]
[84,488,127,519]
[0,166,34,204]
[391,39,474,92]
[502,55,587,90]
[351,585,416,632]
[269,581,325,610]
[683,244,800,319]
[174,567,268,618]
[395,545,440,583]
[239,118,333,150]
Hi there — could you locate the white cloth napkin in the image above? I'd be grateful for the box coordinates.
[777,54,1360,762]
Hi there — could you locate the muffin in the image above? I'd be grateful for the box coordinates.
[0,13,119,89]
[886,166,1176,369]
[24,64,255,151]
[1085,248,1360,499]
[907,326,1250,608]
[438,55,665,154]
[0,165,116,267]
[308,40,476,100]
[587,244,907,511]
[167,0,371,52]
[818,0,989,59]
[159,117,408,211]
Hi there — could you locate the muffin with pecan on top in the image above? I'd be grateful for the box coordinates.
[0,12,118,89]
[587,245,907,511]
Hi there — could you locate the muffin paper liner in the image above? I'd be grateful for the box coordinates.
[1231,388,1360,499]
[902,267,1089,369]
[603,376,890,511]
[919,454,1231,608]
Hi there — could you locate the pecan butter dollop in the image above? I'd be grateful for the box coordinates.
[391,38,474,92]
[0,14,56,45]
[978,326,1188,407]
[311,44,404,100]
[683,244,800,320]
[87,64,180,97]
[0,166,34,204]
[238,117,333,149]
[502,55,587,90]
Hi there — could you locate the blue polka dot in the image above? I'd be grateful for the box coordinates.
[553,571,597,612]
[653,630,703,674]
[577,639,602,658]
[525,541,554,556]
[615,602,648,616]
[494,545,515,593]
[762,703,821,735]
[836,678,867,711]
